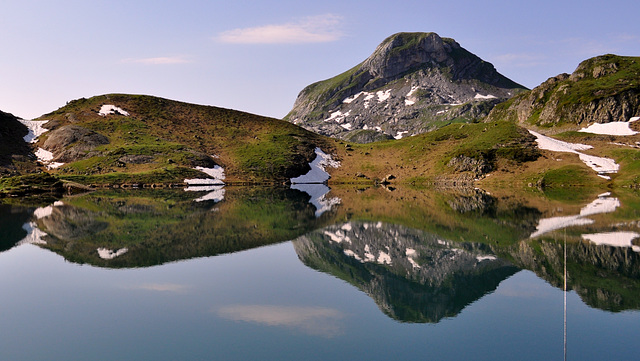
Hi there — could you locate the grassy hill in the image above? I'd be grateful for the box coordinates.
[486,54,640,130]
[34,94,331,184]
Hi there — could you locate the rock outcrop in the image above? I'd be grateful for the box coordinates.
[485,54,640,130]
[285,32,526,142]
[0,110,38,175]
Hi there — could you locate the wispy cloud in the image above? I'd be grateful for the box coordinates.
[216,14,344,44]
[216,304,345,337]
[122,56,192,65]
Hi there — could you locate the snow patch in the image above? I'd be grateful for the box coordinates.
[579,121,638,136]
[404,99,415,106]
[324,110,351,123]
[291,183,341,217]
[394,131,408,140]
[474,93,497,100]
[340,123,352,130]
[530,194,620,238]
[97,247,129,260]
[529,130,619,176]
[377,251,392,265]
[376,90,391,103]
[343,249,363,262]
[582,232,640,252]
[17,222,48,245]
[406,86,419,97]
[476,255,498,262]
[343,92,366,104]
[184,165,225,186]
[184,185,225,203]
[99,105,130,117]
[18,119,50,143]
[34,147,64,169]
[33,201,64,219]
[324,230,350,244]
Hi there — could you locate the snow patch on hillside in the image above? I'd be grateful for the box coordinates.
[582,232,640,252]
[324,110,351,123]
[184,164,225,185]
[474,93,497,100]
[34,148,64,169]
[394,131,408,139]
[99,105,130,116]
[579,117,639,136]
[529,130,619,177]
[184,185,226,203]
[17,222,49,245]
[530,193,620,238]
[97,247,129,260]
[18,119,49,143]
[376,90,391,103]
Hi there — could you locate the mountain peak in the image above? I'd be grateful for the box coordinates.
[362,32,453,80]
[285,32,526,142]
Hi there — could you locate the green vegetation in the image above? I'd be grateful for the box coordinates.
[0,172,62,197]
[537,165,602,202]
[38,187,329,268]
[36,94,328,184]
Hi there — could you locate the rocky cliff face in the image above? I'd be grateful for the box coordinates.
[0,110,38,175]
[285,32,526,142]
[485,54,640,130]
[293,221,518,322]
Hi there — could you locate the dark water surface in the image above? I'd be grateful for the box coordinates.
[1,187,639,360]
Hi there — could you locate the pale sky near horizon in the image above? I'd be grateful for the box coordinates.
[1,0,639,120]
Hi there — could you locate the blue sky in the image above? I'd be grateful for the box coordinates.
[1,0,638,119]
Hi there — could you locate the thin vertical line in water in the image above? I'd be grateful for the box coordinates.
[564,230,567,361]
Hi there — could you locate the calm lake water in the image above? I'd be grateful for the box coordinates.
[1,186,639,360]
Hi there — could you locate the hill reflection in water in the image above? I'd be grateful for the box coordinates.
[1,185,639,316]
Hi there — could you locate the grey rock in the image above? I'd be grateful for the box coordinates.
[286,32,526,143]
[42,124,109,162]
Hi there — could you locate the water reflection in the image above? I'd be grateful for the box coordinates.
[5,187,327,267]
[1,185,639,317]
[293,221,519,323]
[216,305,345,338]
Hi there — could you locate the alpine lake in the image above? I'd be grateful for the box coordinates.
[1,183,639,361]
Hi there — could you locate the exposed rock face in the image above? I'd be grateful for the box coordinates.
[293,221,518,322]
[485,54,640,130]
[285,32,526,142]
[42,124,109,162]
[0,111,37,175]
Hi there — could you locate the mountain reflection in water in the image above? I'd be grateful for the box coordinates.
[1,186,639,317]
[293,221,519,323]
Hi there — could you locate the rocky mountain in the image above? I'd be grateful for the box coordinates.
[293,221,518,323]
[285,32,526,142]
[485,54,640,130]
